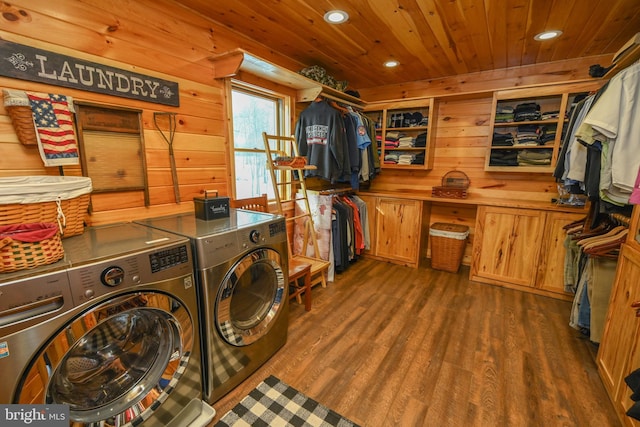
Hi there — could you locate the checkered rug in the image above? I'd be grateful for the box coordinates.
[215,375,360,427]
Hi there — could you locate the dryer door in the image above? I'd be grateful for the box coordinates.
[216,248,286,346]
[14,292,194,427]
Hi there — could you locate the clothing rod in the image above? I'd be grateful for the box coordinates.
[317,93,363,110]
[318,187,353,195]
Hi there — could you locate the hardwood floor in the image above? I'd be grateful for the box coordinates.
[209,257,621,426]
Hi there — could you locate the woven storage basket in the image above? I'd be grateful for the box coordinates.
[3,89,38,146]
[429,223,469,273]
[432,170,470,199]
[0,176,92,238]
[6,105,37,146]
[0,223,64,273]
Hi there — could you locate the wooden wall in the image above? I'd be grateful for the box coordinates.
[0,0,304,225]
[0,0,607,231]
[366,95,567,200]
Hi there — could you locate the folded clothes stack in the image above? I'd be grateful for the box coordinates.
[514,102,541,121]
[398,135,416,147]
[537,125,556,145]
[492,131,514,146]
[517,149,552,165]
[515,124,539,145]
[489,150,519,166]
[541,110,560,120]
[495,105,514,123]
[411,152,425,165]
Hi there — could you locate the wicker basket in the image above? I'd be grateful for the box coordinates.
[0,176,92,238]
[429,223,469,273]
[432,170,470,199]
[6,105,37,146]
[3,89,38,146]
[0,223,64,273]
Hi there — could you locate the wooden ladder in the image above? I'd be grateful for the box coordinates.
[262,132,330,289]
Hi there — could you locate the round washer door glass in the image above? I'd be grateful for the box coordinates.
[217,248,285,346]
[15,292,193,426]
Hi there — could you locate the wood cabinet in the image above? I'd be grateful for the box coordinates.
[359,195,425,268]
[471,205,583,298]
[364,98,436,170]
[485,82,603,173]
[598,244,640,427]
[471,206,544,287]
[598,206,640,427]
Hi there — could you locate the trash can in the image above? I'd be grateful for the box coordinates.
[429,222,470,273]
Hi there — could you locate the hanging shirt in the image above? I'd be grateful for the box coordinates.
[295,100,349,182]
[577,60,640,204]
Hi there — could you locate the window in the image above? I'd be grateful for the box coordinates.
[230,84,287,199]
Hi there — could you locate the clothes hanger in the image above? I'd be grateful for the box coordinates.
[576,225,626,246]
[563,216,587,231]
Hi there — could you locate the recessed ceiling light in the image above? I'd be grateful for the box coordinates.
[384,60,399,68]
[324,10,349,24]
[534,30,563,41]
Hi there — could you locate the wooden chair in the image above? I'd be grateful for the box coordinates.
[229,194,269,212]
[230,194,313,311]
[287,257,312,311]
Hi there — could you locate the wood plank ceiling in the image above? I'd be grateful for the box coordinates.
[174,0,640,91]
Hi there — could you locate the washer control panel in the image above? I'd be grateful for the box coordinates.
[68,243,193,306]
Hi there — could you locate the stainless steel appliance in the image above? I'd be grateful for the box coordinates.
[135,209,289,404]
[0,223,210,426]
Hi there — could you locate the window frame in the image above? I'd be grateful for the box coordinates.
[227,79,292,201]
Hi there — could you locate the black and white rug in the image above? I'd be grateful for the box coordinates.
[215,375,360,427]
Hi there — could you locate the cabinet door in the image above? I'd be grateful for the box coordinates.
[598,244,640,419]
[536,211,585,295]
[471,206,544,287]
[374,197,422,267]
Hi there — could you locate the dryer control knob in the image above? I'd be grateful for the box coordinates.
[249,230,261,244]
[101,266,125,287]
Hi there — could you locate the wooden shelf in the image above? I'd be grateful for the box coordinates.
[209,49,366,108]
[485,82,603,173]
[274,165,317,171]
[604,33,640,80]
[493,119,562,127]
[364,98,436,170]
[489,145,554,150]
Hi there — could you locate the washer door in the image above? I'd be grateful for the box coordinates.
[216,248,286,346]
[15,292,194,427]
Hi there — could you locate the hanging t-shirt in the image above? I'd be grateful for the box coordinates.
[295,100,349,182]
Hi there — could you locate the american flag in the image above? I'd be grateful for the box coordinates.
[27,92,79,166]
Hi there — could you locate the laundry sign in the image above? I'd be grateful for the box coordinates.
[0,40,179,106]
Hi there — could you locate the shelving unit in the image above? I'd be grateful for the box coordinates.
[484,82,603,173]
[262,132,331,290]
[364,98,436,170]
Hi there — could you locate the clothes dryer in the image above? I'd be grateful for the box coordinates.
[135,209,289,404]
[0,223,211,426]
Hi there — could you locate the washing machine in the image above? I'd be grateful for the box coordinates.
[135,209,289,404]
[0,222,212,426]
